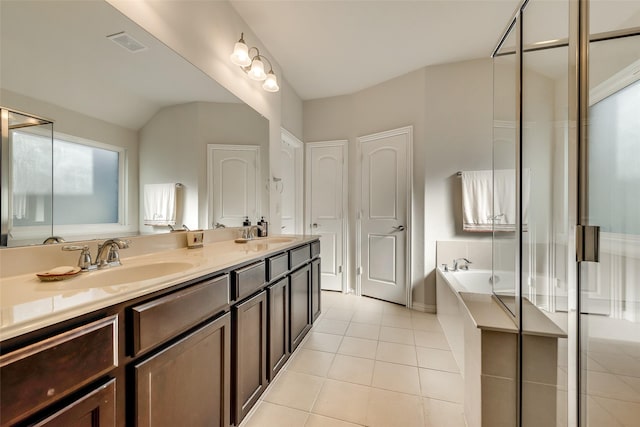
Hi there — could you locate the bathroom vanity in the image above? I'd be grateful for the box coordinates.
[0,235,320,427]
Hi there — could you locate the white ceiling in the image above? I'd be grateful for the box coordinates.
[230,0,521,100]
[230,0,640,101]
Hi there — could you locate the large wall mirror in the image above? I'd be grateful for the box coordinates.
[0,0,269,247]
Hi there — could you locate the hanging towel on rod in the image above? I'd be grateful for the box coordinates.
[144,183,178,226]
[461,170,529,232]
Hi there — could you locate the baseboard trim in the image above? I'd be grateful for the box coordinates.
[412,302,436,313]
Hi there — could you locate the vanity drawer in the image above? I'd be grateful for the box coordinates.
[0,315,118,426]
[266,252,289,282]
[233,261,266,301]
[130,274,230,356]
[311,240,320,258]
[289,244,311,270]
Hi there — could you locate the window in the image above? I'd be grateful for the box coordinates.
[588,79,640,235]
[11,131,125,230]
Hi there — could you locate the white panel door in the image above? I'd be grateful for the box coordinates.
[208,145,260,228]
[280,130,303,234]
[359,128,411,305]
[306,141,347,292]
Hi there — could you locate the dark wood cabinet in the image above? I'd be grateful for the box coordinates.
[134,312,231,427]
[267,277,289,381]
[311,258,322,322]
[289,264,311,352]
[232,291,267,425]
[2,238,320,427]
[32,379,116,427]
[0,316,118,426]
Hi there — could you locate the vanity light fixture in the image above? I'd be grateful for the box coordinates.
[230,33,279,93]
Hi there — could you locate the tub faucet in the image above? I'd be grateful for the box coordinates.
[452,258,472,271]
[95,238,130,269]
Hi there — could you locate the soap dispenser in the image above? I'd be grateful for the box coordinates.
[257,216,268,237]
[242,216,251,226]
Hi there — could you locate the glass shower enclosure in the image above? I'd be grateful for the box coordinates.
[491,0,640,425]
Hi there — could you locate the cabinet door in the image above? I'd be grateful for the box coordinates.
[289,264,311,352]
[134,312,231,427]
[32,379,116,427]
[267,277,289,382]
[311,258,322,323]
[233,291,267,425]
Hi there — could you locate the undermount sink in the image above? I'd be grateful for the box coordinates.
[242,237,296,252]
[59,261,197,289]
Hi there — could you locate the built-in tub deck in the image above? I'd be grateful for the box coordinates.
[436,267,566,427]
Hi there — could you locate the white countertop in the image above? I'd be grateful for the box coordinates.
[0,236,317,341]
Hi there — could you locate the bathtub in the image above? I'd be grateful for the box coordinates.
[443,268,515,295]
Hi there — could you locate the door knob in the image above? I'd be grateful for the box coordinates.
[312,223,319,228]
[392,225,405,232]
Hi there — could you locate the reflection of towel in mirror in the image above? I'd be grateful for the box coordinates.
[13,193,27,220]
[144,183,177,226]
[462,170,529,232]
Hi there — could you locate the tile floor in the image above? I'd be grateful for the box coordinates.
[240,291,466,427]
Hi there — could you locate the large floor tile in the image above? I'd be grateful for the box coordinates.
[419,368,464,403]
[371,361,421,395]
[381,313,413,329]
[337,336,378,359]
[312,380,371,425]
[243,401,309,427]
[323,308,355,322]
[414,330,450,350]
[345,322,380,340]
[351,310,383,325]
[586,371,640,402]
[304,414,364,427]
[592,395,640,427]
[328,354,375,386]
[423,398,466,427]
[287,349,336,377]
[366,388,425,427]
[376,341,417,366]
[379,326,415,345]
[303,332,343,353]
[313,318,350,336]
[416,347,459,373]
[411,313,444,332]
[263,370,325,411]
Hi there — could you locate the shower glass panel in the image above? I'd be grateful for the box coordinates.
[1,108,54,246]
[580,30,640,426]
[521,0,570,425]
[492,24,518,315]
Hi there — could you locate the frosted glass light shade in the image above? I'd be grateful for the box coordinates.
[262,71,279,92]
[247,58,267,81]
[230,42,251,67]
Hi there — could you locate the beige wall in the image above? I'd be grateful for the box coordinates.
[107,0,304,232]
[304,59,494,311]
[139,102,269,233]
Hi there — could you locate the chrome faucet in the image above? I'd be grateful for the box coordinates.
[452,258,472,271]
[95,239,130,268]
[241,225,265,240]
[64,238,131,271]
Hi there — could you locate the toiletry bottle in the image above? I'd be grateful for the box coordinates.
[258,217,268,237]
[242,216,251,226]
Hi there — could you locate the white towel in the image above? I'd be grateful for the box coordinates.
[462,170,529,232]
[144,183,177,226]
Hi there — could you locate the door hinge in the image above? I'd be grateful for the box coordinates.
[338,265,343,274]
[356,267,362,275]
[576,225,600,262]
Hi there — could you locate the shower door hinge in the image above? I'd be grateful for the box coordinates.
[576,225,600,262]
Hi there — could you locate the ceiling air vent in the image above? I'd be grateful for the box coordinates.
[107,32,147,53]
